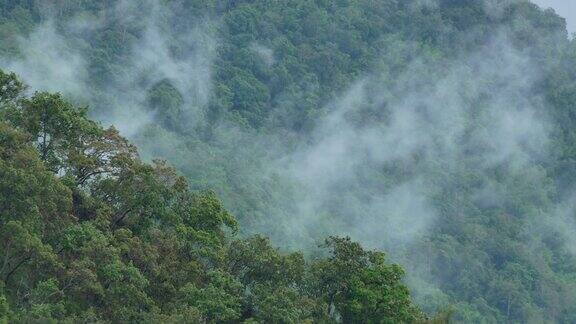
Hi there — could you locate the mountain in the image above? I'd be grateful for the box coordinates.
[1,0,576,322]
[0,69,431,323]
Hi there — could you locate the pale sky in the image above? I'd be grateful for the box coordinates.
[532,0,576,35]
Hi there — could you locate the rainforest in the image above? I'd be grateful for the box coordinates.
[1,0,576,323]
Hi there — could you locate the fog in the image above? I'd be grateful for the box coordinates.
[0,0,574,318]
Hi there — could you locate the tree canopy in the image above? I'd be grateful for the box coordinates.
[0,69,431,323]
[1,0,576,322]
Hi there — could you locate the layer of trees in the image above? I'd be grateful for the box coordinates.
[0,70,434,322]
[1,0,576,322]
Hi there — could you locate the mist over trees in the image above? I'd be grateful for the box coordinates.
[0,70,430,322]
[1,0,576,323]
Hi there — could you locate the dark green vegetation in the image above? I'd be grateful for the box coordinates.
[1,0,576,323]
[0,70,430,322]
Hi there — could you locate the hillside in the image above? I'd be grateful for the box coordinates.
[1,0,576,322]
[0,69,433,323]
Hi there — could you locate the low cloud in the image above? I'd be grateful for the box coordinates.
[2,21,87,98]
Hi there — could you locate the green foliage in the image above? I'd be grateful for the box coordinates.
[311,237,424,323]
[0,69,429,322]
[2,0,576,322]
[178,271,243,323]
[146,79,185,131]
[0,284,8,324]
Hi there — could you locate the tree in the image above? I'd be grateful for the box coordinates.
[310,237,425,323]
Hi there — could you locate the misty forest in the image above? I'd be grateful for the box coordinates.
[1,0,576,323]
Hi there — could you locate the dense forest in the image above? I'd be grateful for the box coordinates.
[0,69,433,322]
[1,0,576,322]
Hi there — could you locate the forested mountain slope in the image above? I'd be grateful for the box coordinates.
[1,0,576,322]
[0,70,432,322]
